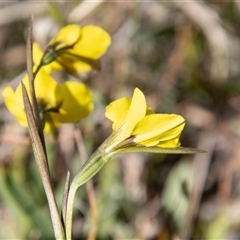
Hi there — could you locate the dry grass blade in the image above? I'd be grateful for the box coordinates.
[22,82,65,239]
[22,17,65,240]
[26,16,47,156]
[26,17,38,123]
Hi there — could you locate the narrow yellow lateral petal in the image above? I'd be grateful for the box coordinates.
[56,56,92,74]
[2,86,27,126]
[70,60,92,72]
[141,135,181,148]
[157,136,181,148]
[133,114,185,146]
[68,25,111,59]
[51,81,93,123]
[105,97,131,131]
[48,24,81,51]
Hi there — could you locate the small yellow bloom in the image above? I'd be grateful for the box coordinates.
[2,69,93,132]
[71,88,200,195]
[103,88,185,153]
[34,24,111,75]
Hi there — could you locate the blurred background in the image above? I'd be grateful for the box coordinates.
[0,1,240,239]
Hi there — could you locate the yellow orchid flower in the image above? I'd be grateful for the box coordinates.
[102,88,186,153]
[70,87,201,194]
[34,24,111,76]
[65,88,203,239]
[2,68,93,132]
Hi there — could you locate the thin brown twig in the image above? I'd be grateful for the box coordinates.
[74,127,98,240]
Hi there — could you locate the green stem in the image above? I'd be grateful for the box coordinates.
[65,150,112,240]
[33,63,42,81]
[65,182,78,240]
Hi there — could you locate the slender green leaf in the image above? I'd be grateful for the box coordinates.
[116,146,205,155]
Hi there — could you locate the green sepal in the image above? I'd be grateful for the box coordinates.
[72,149,112,188]
[41,48,60,66]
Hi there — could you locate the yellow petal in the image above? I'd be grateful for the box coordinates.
[140,135,181,148]
[22,68,63,112]
[67,25,111,59]
[50,81,93,123]
[32,42,43,66]
[105,97,131,131]
[48,24,81,51]
[56,56,92,74]
[157,136,181,148]
[2,86,27,126]
[132,114,185,147]
[120,88,146,135]
[107,88,146,147]
[42,121,52,133]
[35,70,63,111]
[42,114,61,133]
